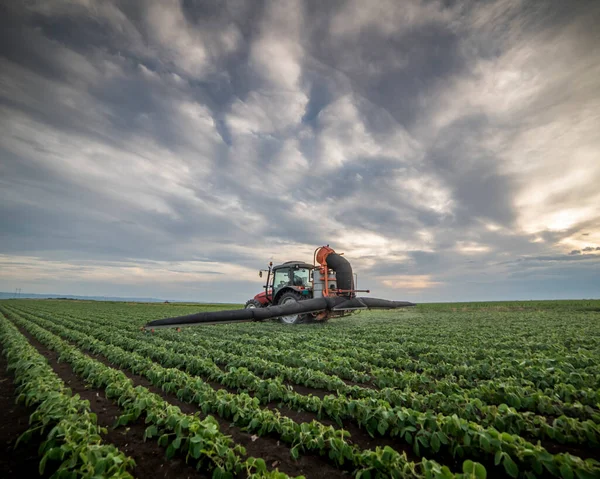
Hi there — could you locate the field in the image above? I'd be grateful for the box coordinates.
[1,299,599,479]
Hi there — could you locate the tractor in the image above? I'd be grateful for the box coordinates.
[145,245,414,329]
[244,260,317,324]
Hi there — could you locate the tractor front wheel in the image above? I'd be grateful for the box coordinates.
[244,299,263,309]
[277,291,309,325]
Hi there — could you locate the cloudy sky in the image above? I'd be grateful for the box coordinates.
[1,0,599,303]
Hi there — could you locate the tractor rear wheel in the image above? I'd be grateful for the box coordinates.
[277,291,310,325]
[244,299,263,309]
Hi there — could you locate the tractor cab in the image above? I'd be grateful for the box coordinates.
[247,261,315,313]
[271,261,314,297]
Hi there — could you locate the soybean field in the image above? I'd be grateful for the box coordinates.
[1,299,599,479]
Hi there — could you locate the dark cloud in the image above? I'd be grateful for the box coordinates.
[1,0,599,302]
[424,114,517,228]
[507,254,600,264]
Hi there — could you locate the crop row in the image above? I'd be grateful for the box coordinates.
[192,324,600,390]
[4,306,462,479]
[30,303,600,409]
[57,305,600,395]
[1,309,301,479]
[140,330,600,446]
[162,327,600,401]
[0,314,136,478]
[24,303,600,383]
[8,306,600,479]
[18,304,599,423]
[150,327,600,424]
[158,309,600,378]
[34,303,599,448]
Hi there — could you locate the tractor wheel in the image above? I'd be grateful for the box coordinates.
[244,299,263,309]
[277,291,310,325]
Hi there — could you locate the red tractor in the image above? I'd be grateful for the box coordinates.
[244,260,320,323]
[244,246,370,324]
[145,245,414,329]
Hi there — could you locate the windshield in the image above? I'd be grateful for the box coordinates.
[293,268,310,287]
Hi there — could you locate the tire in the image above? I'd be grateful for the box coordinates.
[277,291,309,325]
[244,299,263,309]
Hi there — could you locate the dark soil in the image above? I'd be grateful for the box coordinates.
[8,317,598,479]
[0,353,54,478]
[541,440,600,462]
[286,382,328,399]
[17,326,211,479]
[80,339,421,465]
[15,325,346,479]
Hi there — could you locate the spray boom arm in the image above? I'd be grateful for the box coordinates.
[144,245,415,329]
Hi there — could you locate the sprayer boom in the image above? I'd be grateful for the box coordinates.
[144,245,415,329]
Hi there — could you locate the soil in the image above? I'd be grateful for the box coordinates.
[74,336,422,464]
[286,382,328,399]
[15,327,212,479]
[4,317,598,479]
[0,353,54,478]
[15,324,347,479]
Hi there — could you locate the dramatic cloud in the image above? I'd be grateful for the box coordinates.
[1,0,599,302]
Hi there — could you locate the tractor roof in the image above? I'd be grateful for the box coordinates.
[272,261,315,271]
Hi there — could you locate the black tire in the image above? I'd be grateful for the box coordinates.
[277,291,310,325]
[244,299,263,309]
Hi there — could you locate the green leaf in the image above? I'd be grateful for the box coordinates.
[94,458,107,475]
[290,446,300,460]
[144,425,158,440]
[463,460,487,479]
[431,433,441,453]
[39,453,48,475]
[575,469,600,479]
[158,434,170,447]
[166,443,176,459]
[250,457,267,472]
[479,435,491,452]
[503,455,519,478]
[190,442,201,459]
[463,460,475,474]
[474,463,487,479]
[560,464,574,479]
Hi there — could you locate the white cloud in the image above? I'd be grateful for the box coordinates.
[420,5,600,250]
[227,91,308,135]
[145,1,208,77]
[249,0,304,89]
[227,0,308,136]
[330,0,453,39]
[2,0,599,302]
[399,176,454,215]
[0,254,259,285]
[379,274,442,290]
[456,242,491,254]
[315,95,419,168]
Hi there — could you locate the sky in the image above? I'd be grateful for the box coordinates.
[1,0,599,303]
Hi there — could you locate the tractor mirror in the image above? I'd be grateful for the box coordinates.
[259,271,263,278]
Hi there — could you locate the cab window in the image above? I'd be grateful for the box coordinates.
[293,268,310,287]
[273,269,291,290]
